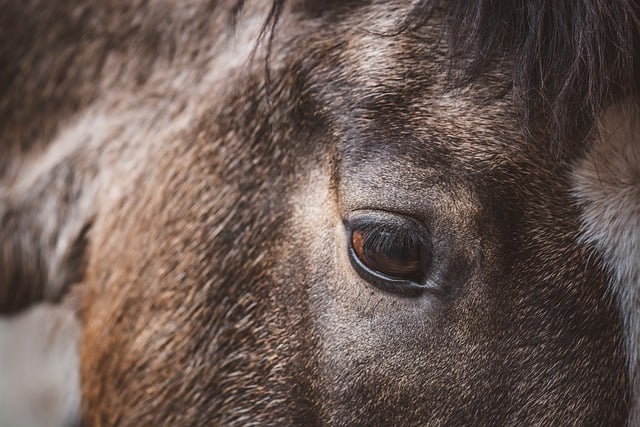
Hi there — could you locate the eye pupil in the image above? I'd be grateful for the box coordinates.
[351,228,427,282]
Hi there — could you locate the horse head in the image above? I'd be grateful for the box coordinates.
[0,1,638,425]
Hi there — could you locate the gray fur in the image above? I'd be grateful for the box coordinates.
[0,1,635,425]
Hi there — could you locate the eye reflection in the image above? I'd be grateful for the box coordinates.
[351,228,425,282]
[346,212,434,297]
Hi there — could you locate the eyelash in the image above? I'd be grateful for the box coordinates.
[344,212,441,298]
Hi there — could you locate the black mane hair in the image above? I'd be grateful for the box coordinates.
[410,0,640,147]
[248,0,640,149]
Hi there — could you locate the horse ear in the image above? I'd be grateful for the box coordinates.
[573,102,640,422]
[0,151,96,314]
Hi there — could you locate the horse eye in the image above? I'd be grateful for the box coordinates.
[346,214,434,297]
[351,229,424,281]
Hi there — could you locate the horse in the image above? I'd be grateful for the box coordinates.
[1,0,639,425]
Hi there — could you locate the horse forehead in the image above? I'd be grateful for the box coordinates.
[290,25,526,171]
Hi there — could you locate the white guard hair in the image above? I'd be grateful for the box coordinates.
[573,102,640,426]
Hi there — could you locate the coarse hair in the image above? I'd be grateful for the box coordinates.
[241,0,640,149]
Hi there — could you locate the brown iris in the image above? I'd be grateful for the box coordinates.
[351,226,426,283]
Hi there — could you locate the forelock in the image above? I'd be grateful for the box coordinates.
[245,0,640,155]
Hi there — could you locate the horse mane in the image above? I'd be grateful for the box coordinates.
[410,0,640,148]
[245,0,640,151]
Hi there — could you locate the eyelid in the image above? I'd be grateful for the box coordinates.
[344,210,429,238]
[345,212,432,258]
[344,210,442,298]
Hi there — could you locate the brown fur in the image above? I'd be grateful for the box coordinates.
[0,1,636,425]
